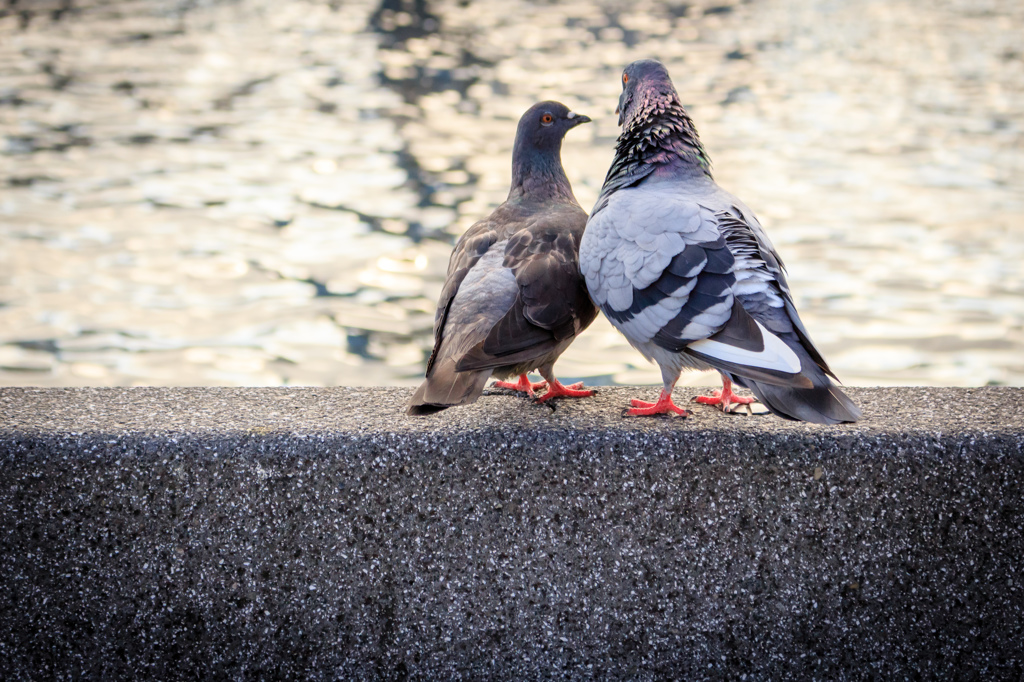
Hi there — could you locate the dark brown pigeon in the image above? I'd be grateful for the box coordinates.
[408,101,598,415]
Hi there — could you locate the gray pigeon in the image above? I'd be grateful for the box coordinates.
[579,60,860,424]
[408,101,598,415]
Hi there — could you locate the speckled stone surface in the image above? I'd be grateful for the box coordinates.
[1,386,1023,680]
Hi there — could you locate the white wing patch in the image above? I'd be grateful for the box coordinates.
[687,319,801,374]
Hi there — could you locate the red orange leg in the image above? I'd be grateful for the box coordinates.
[493,374,547,398]
[626,389,691,417]
[694,376,756,411]
[535,377,595,403]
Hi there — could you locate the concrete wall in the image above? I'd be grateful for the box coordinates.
[1,386,1023,679]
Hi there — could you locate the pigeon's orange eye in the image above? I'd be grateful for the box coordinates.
[540,113,553,124]
[623,73,629,84]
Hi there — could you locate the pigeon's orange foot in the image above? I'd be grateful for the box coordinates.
[493,374,547,398]
[694,378,755,412]
[626,391,691,417]
[535,378,595,403]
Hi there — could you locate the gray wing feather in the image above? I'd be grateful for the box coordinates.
[580,187,736,350]
[436,242,519,366]
[410,201,596,414]
[425,222,500,373]
[408,241,517,414]
[579,166,858,423]
[714,198,836,378]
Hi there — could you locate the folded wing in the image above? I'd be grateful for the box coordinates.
[581,187,860,422]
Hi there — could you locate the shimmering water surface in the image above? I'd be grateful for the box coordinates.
[1,0,1022,388]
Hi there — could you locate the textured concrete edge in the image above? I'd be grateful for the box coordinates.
[2,426,1023,466]
[1,387,1024,679]
[1,387,1022,470]
[1,385,1022,438]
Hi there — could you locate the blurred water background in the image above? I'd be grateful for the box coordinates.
[1,0,1022,389]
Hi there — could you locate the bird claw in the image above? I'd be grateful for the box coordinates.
[626,392,690,417]
[493,375,547,398]
[693,386,756,412]
[534,379,596,404]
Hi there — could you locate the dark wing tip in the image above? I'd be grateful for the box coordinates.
[746,381,861,424]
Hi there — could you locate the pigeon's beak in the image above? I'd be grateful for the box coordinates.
[567,111,591,127]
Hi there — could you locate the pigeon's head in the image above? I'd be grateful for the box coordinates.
[514,101,591,154]
[509,101,590,199]
[616,59,680,127]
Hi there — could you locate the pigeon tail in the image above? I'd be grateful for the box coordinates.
[407,359,491,416]
[741,376,862,425]
[689,331,862,423]
[694,340,862,424]
[685,301,860,423]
